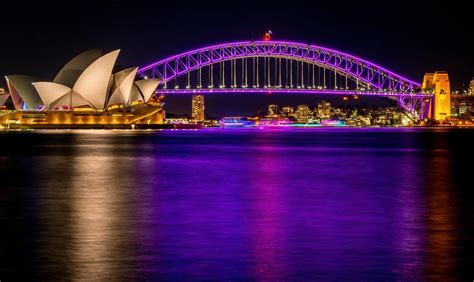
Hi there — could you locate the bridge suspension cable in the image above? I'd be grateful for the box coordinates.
[187,71,190,89]
[268,57,271,87]
[233,59,237,87]
[323,68,326,89]
[263,57,267,88]
[278,58,281,87]
[290,60,293,88]
[198,67,201,88]
[303,62,306,88]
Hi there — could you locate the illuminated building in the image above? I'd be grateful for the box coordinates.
[459,102,468,115]
[469,78,474,95]
[281,106,296,119]
[267,104,278,116]
[295,104,312,123]
[191,95,205,121]
[423,72,451,120]
[317,101,332,119]
[1,49,163,128]
[282,106,294,114]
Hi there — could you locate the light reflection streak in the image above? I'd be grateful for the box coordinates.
[249,136,287,281]
[69,148,128,280]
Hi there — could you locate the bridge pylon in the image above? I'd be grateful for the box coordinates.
[422,72,451,120]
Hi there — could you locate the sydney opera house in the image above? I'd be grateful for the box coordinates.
[1,49,165,128]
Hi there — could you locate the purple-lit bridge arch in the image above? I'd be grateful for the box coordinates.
[138,40,433,119]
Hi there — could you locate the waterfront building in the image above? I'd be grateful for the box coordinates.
[191,95,205,121]
[267,104,278,116]
[281,106,294,116]
[5,49,159,111]
[317,101,332,119]
[281,106,297,120]
[295,104,312,123]
[459,102,468,115]
[1,49,163,128]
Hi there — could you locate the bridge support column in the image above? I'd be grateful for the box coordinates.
[422,72,451,120]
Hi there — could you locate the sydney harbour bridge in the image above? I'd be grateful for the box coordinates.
[138,40,438,120]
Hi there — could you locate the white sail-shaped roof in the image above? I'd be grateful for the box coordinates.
[5,75,42,110]
[33,82,73,108]
[50,92,93,108]
[73,50,120,110]
[33,82,94,109]
[53,49,102,88]
[135,79,160,102]
[0,94,9,107]
[129,84,144,105]
[108,67,138,107]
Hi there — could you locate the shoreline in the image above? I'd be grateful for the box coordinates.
[2,124,474,131]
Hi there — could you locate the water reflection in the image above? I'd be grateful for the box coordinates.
[0,129,472,280]
[68,134,137,280]
[425,134,457,280]
[249,134,286,280]
[393,154,424,280]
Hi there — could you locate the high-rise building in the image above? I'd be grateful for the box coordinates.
[469,77,474,95]
[317,101,332,119]
[191,95,205,121]
[295,104,312,123]
[268,104,278,116]
[423,72,451,120]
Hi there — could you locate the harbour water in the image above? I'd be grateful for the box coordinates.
[1,128,473,280]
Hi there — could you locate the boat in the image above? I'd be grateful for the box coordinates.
[320,119,346,127]
[220,117,255,128]
[257,118,294,127]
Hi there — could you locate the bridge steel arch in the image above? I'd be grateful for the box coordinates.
[139,41,433,120]
[138,40,421,92]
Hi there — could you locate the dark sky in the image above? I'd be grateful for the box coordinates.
[1,0,472,115]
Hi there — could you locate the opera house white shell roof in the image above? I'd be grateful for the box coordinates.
[53,48,102,88]
[109,67,138,107]
[5,75,43,110]
[4,49,160,111]
[0,93,9,107]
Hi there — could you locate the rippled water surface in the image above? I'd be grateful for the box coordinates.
[1,128,473,280]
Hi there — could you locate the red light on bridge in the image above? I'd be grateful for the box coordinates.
[264,30,272,41]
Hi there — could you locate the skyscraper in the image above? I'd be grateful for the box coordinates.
[469,77,474,95]
[191,95,205,121]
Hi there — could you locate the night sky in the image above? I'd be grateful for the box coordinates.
[1,0,471,116]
